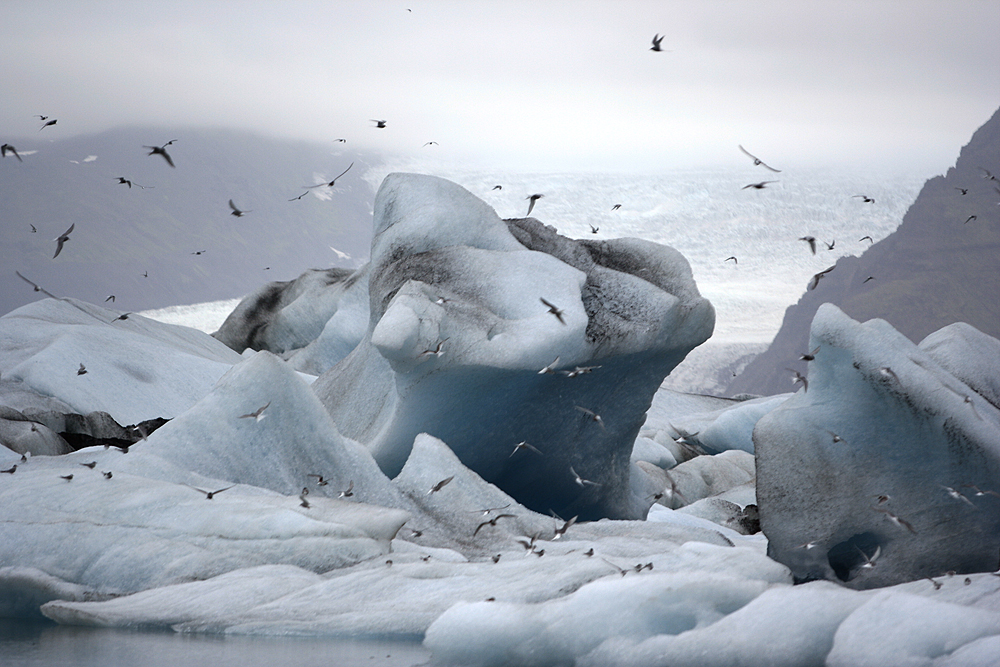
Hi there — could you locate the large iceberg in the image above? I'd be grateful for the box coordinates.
[313,173,715,520]
[755,304,1000,588]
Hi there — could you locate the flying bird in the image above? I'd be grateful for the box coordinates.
[238,402,270,421]
[786,368,808,392]
[525,193,544,215]
[371,119,387,128]
[418,338,448,358]
[824,240,836,251]
[863,276,875,284]
[808,265,835,290]
[109,312,133,323]
[306,162,354,188]
[39,119,58,131]
[144,141,176,167]
[964,215,977,224]
[338,481,354,498]
[423,141,438,147]
[540,297,565,324]
[742,181,777,190]
[874,507,917,534]
[650,34,669,51]
[307,474,329,486]
[978,167,998,181]
[35,115,49,121]
[941,485,975,507]
[852,195,875,203]
[229,199,251,217]
[288,191,309,201]
[799,236,817,254]
[429,476,454,494]
[738,145,781,172]
[856,544,881,570]
[509,441,542,457]
[52,223,75,258]
[725,256,737,264]
[955,188,968,195]
[473,514,515,536]
[589,224,599,234]
[187,484,235,499]
[30,224,36,233]
[561,365,601,378]
[799,347,819,361]
[1,143,22,161]
[553,515,577,539]
[859,235,874,244]
[538,357,561,374]
[492,185,502,190]
[611,204,621,210]
[570,465,601,488]
[574,406,606,430]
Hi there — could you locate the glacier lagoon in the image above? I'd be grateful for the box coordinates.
[5,166,999,667]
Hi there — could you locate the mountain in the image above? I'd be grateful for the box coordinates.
[727,107,1000,396]
[0,127,379,317]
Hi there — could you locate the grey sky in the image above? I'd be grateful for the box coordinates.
[3,0,998,173]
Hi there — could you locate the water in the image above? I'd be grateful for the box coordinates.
[143,162,928,394]
[0,619,430,667]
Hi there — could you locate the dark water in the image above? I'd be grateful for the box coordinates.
[0,619,431,667]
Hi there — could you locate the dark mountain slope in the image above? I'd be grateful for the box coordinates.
[1,127,378,316]
[728,107,1000,396]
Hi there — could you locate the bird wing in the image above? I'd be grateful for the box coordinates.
[229,199,239,212]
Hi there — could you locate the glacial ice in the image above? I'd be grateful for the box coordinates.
[755,304,1000,588]
[0,297,243,424]
[314,173,716,520]
[3,171,1000,665]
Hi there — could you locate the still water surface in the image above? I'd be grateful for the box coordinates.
[0,619,430,667]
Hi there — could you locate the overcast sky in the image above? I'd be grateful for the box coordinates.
[3,0,998,174]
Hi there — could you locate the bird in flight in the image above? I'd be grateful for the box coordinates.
[307,162,354,189]
[738,145,781,172]
[859,235,873,244]
[229,199,251,217]
[492,185,502,191]
[288,191,309,201]
[473,514,516,536]
[187,484,236,500]
[116,176,152,189]
[418,338,448,358]
[1,143,22,161]
[786,368,807,391]
[799,346,819,361]
[824,240,836,251]
[650,34,669,52]
[955,188,968,195]
[742,181,777,190]
[525,193,544,216]
[338,481,354,498]
[540,297,565,324]
[570,465,601,488]
[852,194,875,203]
[575,406,606,430]
[144,140,177,167]
[39,119,58,131]
[799,236,817,254]
[964,215,977,224]
[873,507,917,534]
[35,115,49,121]
[589,224,599,234]
[808,265,835,290]
[725,256,737,264]
[423,141,438,147]
[239,402,270,421]
[538,357,561,374]
[52,223,75,258]
[509,441,542,457]
[334,138,346,143]
[307,474,329,486]
[428,475,454,494]
[371,119,387,128]
[77,363,88,376]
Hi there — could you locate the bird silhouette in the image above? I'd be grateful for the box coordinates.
[238,402,270,421]
[526,194,544,215]
[371,119,387,128]
[650,34,669,51]
[808,265,835,290]
[1,143,22,161]
[144,141,176,167]
[742,181,777,190]
[738,145,781,172]
[859,235,873,244]
[540,297,565,324]
[574,406,606,430]
[509,441,543,457]
[187,484,236,499]
[229,199,251,217]
[39,119,58,131]
[799,236,817,254]
[429,476,454,494]
[306,162,354,188]
[52,223,75,258]
[725,256,737,264]
[852,194,875,203]
[570,465,601,487]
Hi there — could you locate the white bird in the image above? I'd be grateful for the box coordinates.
[570,465,601,488]
[52,223,74,258]
[738,145,781,172]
